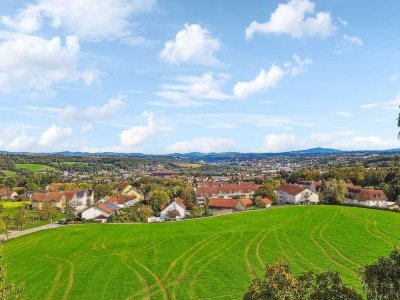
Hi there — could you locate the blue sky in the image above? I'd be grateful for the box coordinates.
[0,0,400,153]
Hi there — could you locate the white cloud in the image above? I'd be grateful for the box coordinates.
[264,134,297,152]
[165,137,235,153]
[82,124,94,133]
[337,17,348,26]
[160,23,221,65]
[0,33,95,93]
[336,111,352,118]
[245,0,335,39]
[233,65,285,98]
[286,54,313,77]
[120,111,169,147]
[152,73,232,107]
[1,0,156,41]
[38,124,72,146]
[0,124,36,151]
[389,74,398,82]
[361,94,400,110]
[336,35,363,54]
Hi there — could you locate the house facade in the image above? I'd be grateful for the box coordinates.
[207,198,252,212]
[345,188,388,208]
[275,184,319,204]
[81,201,120,222]
[32,190,94,212]
[103,195,138,208]
[160,200,186,220]
[0,188,18,200]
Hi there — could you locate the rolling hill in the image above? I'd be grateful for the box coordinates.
[3,205,400,299]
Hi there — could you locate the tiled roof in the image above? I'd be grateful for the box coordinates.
[32,192,64,202]
[0,188,15,197]
[261,198,272,204]
[353,189,388,202]
[208,198,239,209]
[197,182,259,197]
[276,184,306,196]
[239,198,253,207]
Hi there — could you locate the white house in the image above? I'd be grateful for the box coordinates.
[102,195,138,208]
[345,188,388,208]
[275,184,319,205]
[66,190,95,212]
[160,199,186,220]
[81,201,120,223]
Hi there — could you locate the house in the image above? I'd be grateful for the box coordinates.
[207,198,251,212]
[275,184,319,205]
[296,181,322,192]
[81,201,120,223]
[31,190,94,212]
[103,195,137,208]
[195,182,259,204]
[260,198,272,208]
[0,188,18,200]
[345,188,388,208]
[114,183,143,201]
[160,199,186,220]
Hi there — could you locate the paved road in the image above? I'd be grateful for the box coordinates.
[0,223,63,242]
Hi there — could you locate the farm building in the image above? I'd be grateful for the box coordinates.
[160,199,186,220]
[275,184,319,205]
[345,188,388,208]
[207,198,252,212]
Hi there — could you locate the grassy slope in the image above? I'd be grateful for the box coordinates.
[0,170,16,177]
[15,164,54,172]
[3,206,400,300]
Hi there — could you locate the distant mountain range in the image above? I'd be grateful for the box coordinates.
[1,147,400,163]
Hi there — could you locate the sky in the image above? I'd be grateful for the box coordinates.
[0,0,400,154]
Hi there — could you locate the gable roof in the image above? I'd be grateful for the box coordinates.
[208,198,239,209]
[32,192,65,203]
[197,182,259,197]
[0,188,16,197]
[353,189,388,202]
[261,198,272,204]
[239,198,253,207]
[276,184,306,196]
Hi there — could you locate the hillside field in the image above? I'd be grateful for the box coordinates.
[15,163,54,172]
[3,206,400,299]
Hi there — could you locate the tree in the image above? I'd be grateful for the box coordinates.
[362,248,400,300]
[0,219,6,235]
[0,244,24,299]
[149,190,170,212]
[321,179,347,204]
[244,260,362,300]
[167,209,180,220]
[139,205,153,222]
[255,183,278,204]
[64,200,76,221]
[13,206,27,229]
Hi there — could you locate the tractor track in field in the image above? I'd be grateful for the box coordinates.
[134,259,168,300]
[310,210,358,276]
[45,255,75,300]
[254,215,301,271]
[370,215,400,244]
[186,231,244,299]
[363,213,393,247]
[318,209,361,269]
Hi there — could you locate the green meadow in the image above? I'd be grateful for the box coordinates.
[15,163,54,172]
[3,206,400,299]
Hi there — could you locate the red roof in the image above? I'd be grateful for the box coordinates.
[353,189,388,202]
[32,192,64,202]
[197,182,259,197]
[96,202,114,214]
[276,184,306,196]
[239,198,253,207]
[208,198,239,209]
[261,198,272,204]
[0,188,15,197]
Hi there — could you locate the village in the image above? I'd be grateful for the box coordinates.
[0,175,397,227]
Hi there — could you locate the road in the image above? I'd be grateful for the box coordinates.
[0,223,63,242]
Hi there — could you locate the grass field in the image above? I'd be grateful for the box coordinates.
[0,170,16,177]
[3,206,400,299]
[0,201,31,208]
[15,164,54,172]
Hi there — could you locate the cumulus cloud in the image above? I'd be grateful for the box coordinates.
[152,73,232,107]
[233,65,285,98]
[81,124,94,133]
[38,124,72,146]
[0,33,95,93]
[264,134,297,152]
[59,95,126,121]
[120,111,169,147]
[165,137,235,153]
[160,23,221,65]
[287,54,313,77]
[1,0,156,41]
[0,125,35,152]
[245,0,335,39]
[360,94,400,110]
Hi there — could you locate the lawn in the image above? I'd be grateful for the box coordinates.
[15,164,54,172]
[0,201,32,208]
[3,206,400,299]
[0,170,16,177]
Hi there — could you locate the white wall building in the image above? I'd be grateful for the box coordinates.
[160,200,186,220]
[275,184,319,205]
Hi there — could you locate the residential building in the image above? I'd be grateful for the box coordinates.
[81,201,120,223]
[32,190,94,211]
[114,183,143,201]
[275,184,319,205]
[207,198,252,212]
[261,198,272,208]
[0,188,18,200]
[195,182,259,202]
[160,199,186,220]
[103,195,138,208]
[296,181,322,192]
[345,188,388,208]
